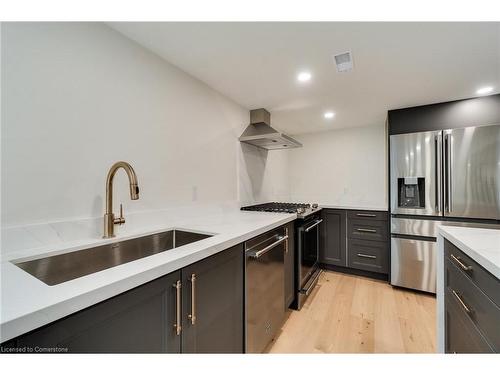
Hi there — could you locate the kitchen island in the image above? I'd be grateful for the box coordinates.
[437,225,500,353]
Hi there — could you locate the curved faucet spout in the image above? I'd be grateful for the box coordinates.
[103,161,140,238]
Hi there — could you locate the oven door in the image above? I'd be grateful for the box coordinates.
[298,218,322,289]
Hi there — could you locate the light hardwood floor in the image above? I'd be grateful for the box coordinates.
[267,271,436,353]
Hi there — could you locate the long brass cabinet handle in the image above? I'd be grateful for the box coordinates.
[188,273,196,325]
[452,289,471,315]
[357,253,376,259]
[450,254,472,273]
[173,280,182,335]
[357,228,377,233]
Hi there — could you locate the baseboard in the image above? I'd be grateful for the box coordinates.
[320,264,389,281]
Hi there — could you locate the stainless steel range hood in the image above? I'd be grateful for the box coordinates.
[239,108,302,150]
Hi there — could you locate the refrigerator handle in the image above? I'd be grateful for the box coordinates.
[434,134,442,214]
[444,133,452,213]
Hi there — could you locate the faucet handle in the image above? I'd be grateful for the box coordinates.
[114,203,126,225]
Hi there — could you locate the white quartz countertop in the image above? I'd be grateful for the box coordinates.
[0,207,295,342]
[438,225,500,279]
[320,204,388,212]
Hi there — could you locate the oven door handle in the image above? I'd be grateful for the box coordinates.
[305,219,323,232]
[248,235,288,259]
[301,270,322,296]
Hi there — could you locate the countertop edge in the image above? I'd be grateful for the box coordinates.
[437,226,500,279]
[319,204,388,212]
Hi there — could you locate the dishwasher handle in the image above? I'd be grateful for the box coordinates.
[248,235,288,259]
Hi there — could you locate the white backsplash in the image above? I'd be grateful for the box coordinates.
[1,201,241,261]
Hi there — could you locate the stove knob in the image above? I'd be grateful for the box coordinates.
[296,207,305,214]
[312,203,319,209]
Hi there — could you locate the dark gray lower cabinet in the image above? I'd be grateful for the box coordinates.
[346,211,388,274]
[320,208,389,278]
[319,209,346,266]
[444,239,499,353]
[445,290,494,353]
[284,222,295,309]
[181,244,244,353]
[14,271,182,353]
[348,239,388,274]
[3,245,244,353]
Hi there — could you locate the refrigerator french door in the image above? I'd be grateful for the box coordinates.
[390,130,443,216]
[390,124,500,293]
[443,125,500,220]
[391,124,500,220]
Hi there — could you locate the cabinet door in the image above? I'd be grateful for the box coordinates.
[445,290,494,353]
[284,222,295,309]
[181,244,244,353]
[320,209,346,266]
[16,271,182,353]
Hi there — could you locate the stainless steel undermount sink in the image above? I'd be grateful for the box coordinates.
[14,230,213,286]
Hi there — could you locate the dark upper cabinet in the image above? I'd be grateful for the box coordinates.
[320,209,347,267]
[388,94,500,135]
[181,244,244,353]
[284,222,295,309]
[14,270,182,353]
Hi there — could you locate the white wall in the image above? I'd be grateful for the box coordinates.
[238,144,290,205]
[288,125,388,209]
[1,22,288,227]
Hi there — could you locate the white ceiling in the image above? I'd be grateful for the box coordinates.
[110,22,500,135]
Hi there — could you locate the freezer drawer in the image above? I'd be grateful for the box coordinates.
[391,217,444,237]
[391,236,437,293]
[444,124,500,220]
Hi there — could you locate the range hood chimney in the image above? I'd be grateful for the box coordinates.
[239,108,302,150]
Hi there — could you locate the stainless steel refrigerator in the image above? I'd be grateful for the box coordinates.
[390,124,500,293]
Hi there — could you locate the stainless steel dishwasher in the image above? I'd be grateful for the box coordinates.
[245,225,288,353]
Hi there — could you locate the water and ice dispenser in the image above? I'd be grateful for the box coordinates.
[397,177,425,208]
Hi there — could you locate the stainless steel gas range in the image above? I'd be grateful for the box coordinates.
[241,202,323,310]
[241,202,320,219]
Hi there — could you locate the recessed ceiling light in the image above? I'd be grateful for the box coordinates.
[297,72,312,82]
[476,86,494,95]
[324,111,335,119]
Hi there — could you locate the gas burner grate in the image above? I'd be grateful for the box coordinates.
[241,202,317,214]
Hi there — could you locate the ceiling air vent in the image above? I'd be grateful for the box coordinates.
[333,51,353,72]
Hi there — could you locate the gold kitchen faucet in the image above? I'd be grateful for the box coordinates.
[103,161,139,238]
